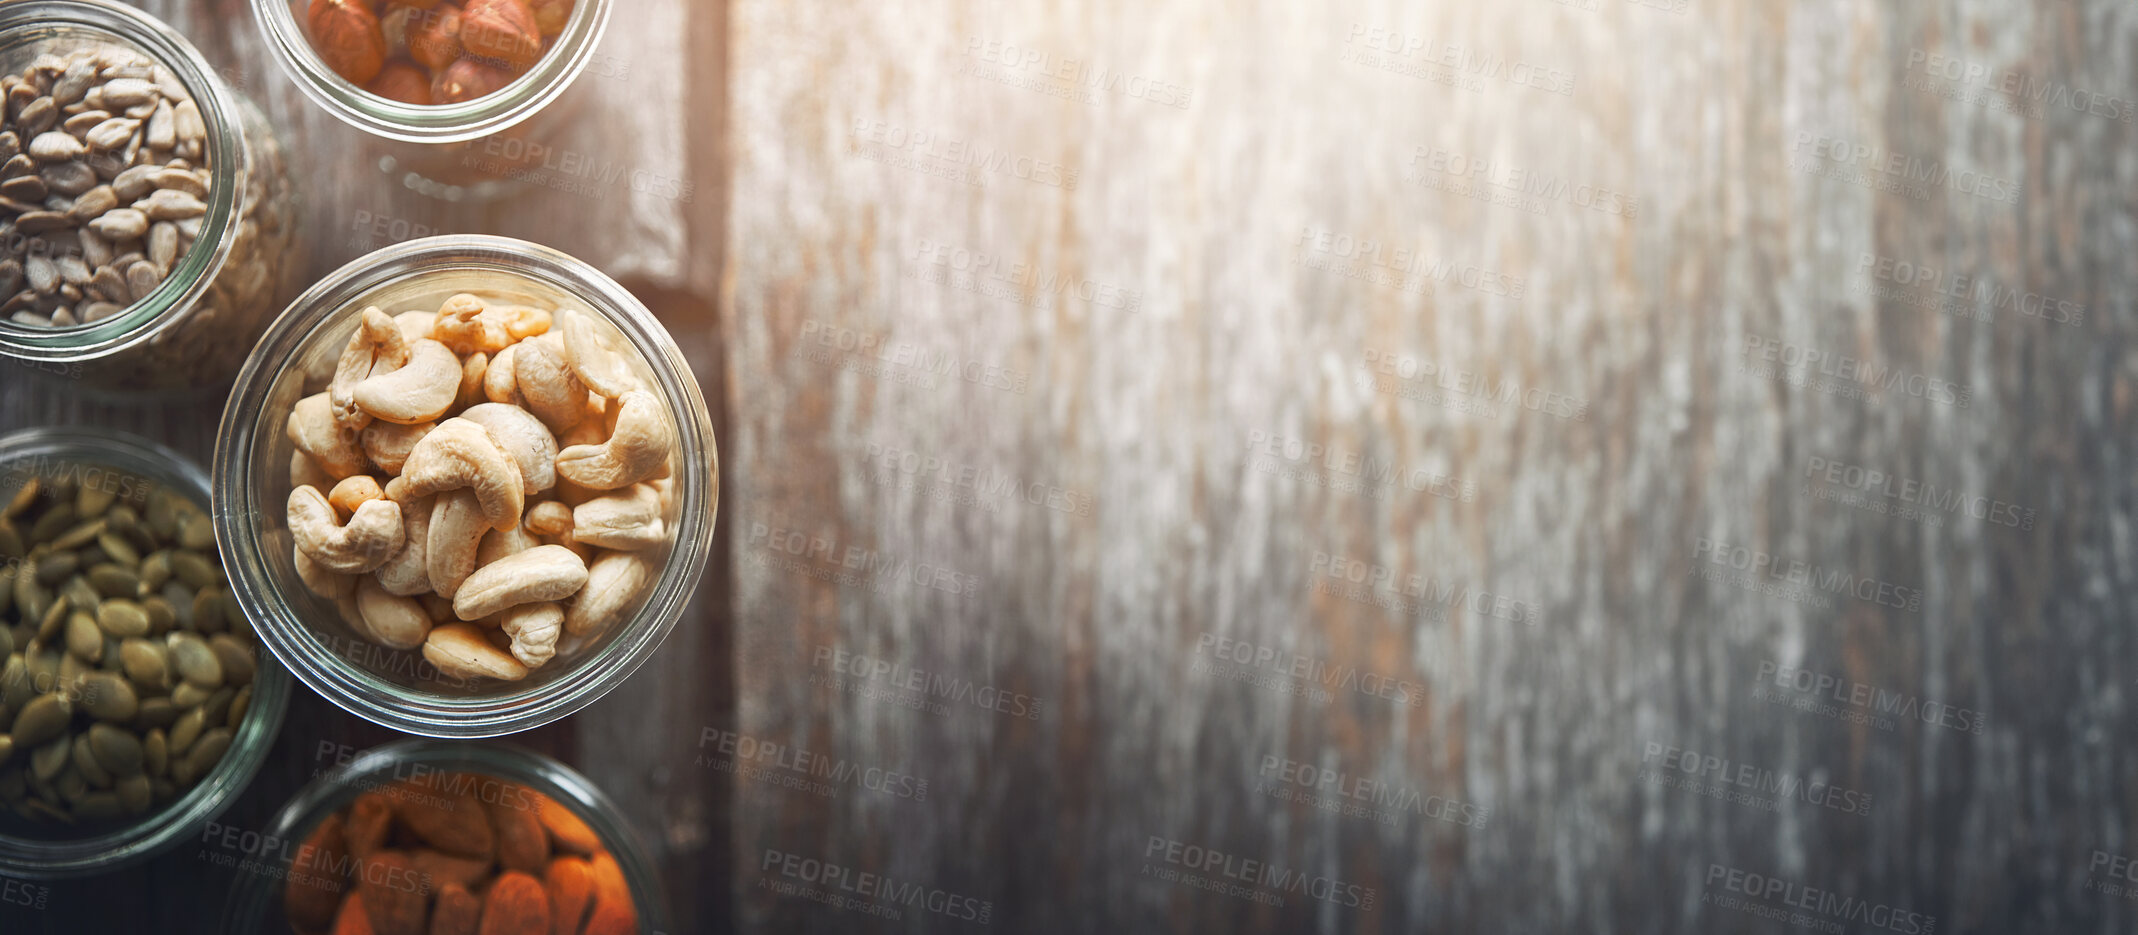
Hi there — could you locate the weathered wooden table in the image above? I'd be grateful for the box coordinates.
[7,0,2138,932]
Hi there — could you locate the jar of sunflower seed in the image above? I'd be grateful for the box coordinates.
[0,427,289,878]
[0,0,299,395]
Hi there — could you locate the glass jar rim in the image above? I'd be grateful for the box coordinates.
[0,0,246,365]
[249,0,612,144]
[213,234,718,738]
[0,426,293,878]
[218,738,673,933]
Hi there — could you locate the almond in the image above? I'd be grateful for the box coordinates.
[388,0,445,8]
[394,780,496,860]
[430,882,483,935]
[345,791,395,857]
[366,62,436,105]
[331,892,377,935]
[286,814,353,932]
[308,0,387,85]
[535,794,600,856]
[580,897,636,935]
[432,59,517,105]
[459,0,544,70]
[355,850,428,935]
[412,848,493,890]
[478,870,551,935]
[543,857,595,935]
[489,791,551,874]
[586,853,632,920]
[409,6,465,73]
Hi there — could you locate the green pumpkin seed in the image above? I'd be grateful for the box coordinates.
[166,705,203,755]
[11,692,67,747]
[95,531,139,568]
[64,611,101,662]
[32,550,76,584]
[133,696,176,730]
[191,587,224,633]
[26,504,75,544]
[79,672,136,721]
[169,550,217,590]
[226,684,251,729]
[167,632,220,687]
[50,520,103,552]
[95,599,149,638]
[140,596,175,634]
[87,723,141,776]
[0,522,22,561]
[29,734,69,781]
[75,483,115,519]
[73,790,120,821]
[115,772,150,813]
[140,728,166,778]
[1,480,35,519]
[70,733,111,787]
[119,639,167,691]
[174,726,228,787]
[85,565,138,599]
[138,550,170,591]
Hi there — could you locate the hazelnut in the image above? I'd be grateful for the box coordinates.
[409,4,466,73]
[529,0,573,37]
[432,58,517,104]
[306,0,387,86]
[459,0,544,71]
[366,62,435,106]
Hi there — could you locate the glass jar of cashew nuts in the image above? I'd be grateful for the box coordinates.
[0,0,299,395]
[212,235,716,738]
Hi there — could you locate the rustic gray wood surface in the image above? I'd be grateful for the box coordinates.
[723,0,2133,933]
[2,0,2133,932]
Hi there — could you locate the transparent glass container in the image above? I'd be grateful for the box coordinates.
[213,234,717,737]
[0,427,292,878]
[218,738,672,933]
[250,0,612,201]
[0,0,300,395]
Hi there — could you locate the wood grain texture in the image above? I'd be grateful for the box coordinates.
[724,0,2135,933]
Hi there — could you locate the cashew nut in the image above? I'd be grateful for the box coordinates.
[287,393,368,479]
[329,307,408,432]
[373,495,433,596]
[514,333,588,433]
[432,293,512,356]
[452,544,588,621]
[563,550,653,637]
[498,305,551,341]
[355,576,432,650]
[393,310,434,344]
[288,485,404,574]
[571,484,665,551]
[353,339,461,425]
[554,391,674,490]
[423,623,527,682]
[386,418,525,531]
[558,309,637,399]
[458,403,558,495]
[499,602,563,668]
[426,491,486,599]
[326,475,386,518]
[294,543,355,601]
[457,351,488,411]
[523,500,573,537]
[290,449,334,492]
[359,420,434,477]
[477,523,540,567]
[484,343,521,405]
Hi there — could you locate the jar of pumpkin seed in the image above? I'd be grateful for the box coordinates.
[0,427,288,878]
[0,0,299,395]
